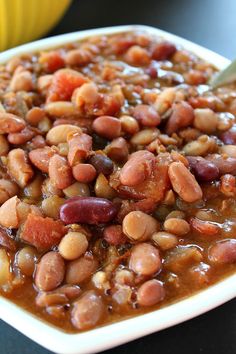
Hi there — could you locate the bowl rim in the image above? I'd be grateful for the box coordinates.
[0,24,234,354]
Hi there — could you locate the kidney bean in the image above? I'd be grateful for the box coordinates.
[59,232,88,260]
[187,156,220,182]
[103,225,127,245]
[71,290,104,330]
[130,128,159,146]
[35,252,65,291]
[151,41,176,60]
[9,70,33,92]
[120,150,155,186]
[48,154,73,190]
[0,228,16,251]
[133,104,161,127]
[8,127,35,145]
[94,173,116,199]
[220,145,236,158]
[67,133,92,166]
[46,125,82,146]
[66,254,98,284]
[193,108,218,134]
[0,112,26,134]
[123,211,159,241]
[120,115,139,135]
[129,243,161,276]
[45,102,77,117]
[168,161,203,203]
[0,179,19,205]
[106,137,129,162]
[29,147,56,173]
[137,279,165,307]
[7,149,34,188]
[220,125,236,144]
[208,239,236,264]
[152,231,178,250]
[72,163,97,183]
[16,246,37,276]
[125,45,150,66]
[89,154,114,175]
[0,135,9,156]
[60,197,118,225]
[41,195,65,219]
[164,218,190,236]
[166,101,194,135]
[190,217,220,236]
[206,154,236,175]
[92,116,121,140]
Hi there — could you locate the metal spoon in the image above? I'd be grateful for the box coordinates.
[210,59,236,88]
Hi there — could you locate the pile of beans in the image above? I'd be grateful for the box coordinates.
[0,30,236,332]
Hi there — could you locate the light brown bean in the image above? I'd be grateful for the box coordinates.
[164,218,190,235]
[120,115,139,134]
[0,135,9,156]
[9,70,33,92]
[35,252,65,291]
[0,112,26,134]
[66,254,98,284]
[137,279,165,306]
[152,231,178,250]
[0,179,19,205]
[129,243,161,276]
[168,161,203,202]
[29,147,57,173]
[193,108,218,133]
[46,125,82,146]
[45,101,78,117]
[59,232,88,260]
[92,116,121,140]
[48,154,73,190]
[7,149,34,188]
[123,211,159,241]
[130,128,159,146]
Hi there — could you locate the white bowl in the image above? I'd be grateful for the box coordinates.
[0,25,235,354]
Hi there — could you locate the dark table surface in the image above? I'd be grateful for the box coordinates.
[1,0,236,353]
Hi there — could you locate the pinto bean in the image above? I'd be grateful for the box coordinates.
[123,211,159,241]
[48,154,73,189]
[208,240,236,264]
[71,290,104,330]
[36,292,68,307]
[89,154,114,176]
[16,246,37,276]
[29,147,57,173]
[0,179,19,205]
[60,197,118,225]
[46,125,82,146]
[164,218,190,236]
[7,149,34,188]
[190,217,220,235]
[193,108,218,133]
[187,156,220,182]
[0,112,26,134]
[137,279,165,306]
[133,104,161,127]
[103,225,127,245]
[9,70,33,92]
[66,254,98,284]
[106,137,129,162]
[120,150,155,186]
[152,231,178,250]
[72,163,97,183]
[35,252,65,291]
[0,135,9,156]
[92,116,121,140]
[120,115,139,134]
[129,243,161,276]
[67,133,92,166]
[166,102,194,135]
[59,232,88,260]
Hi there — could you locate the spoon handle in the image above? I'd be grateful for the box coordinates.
[210,59,236,88]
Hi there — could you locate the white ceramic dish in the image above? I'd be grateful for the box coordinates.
[0,25,235,354]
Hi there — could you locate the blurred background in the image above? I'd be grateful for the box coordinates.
[0,0,236,353]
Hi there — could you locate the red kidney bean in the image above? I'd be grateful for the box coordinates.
[60,197,118,224]
[206,154,236,175]
[120,150,155,186]
[208,239,236,264]
[166,101,194,135]
[35,252,65,291]
[151,41,176,60]
[129,243,161,276]
[103,225,127,245]
[92,116,121,140]
[71,290,104,330]
[137,279,165,306]
[220,125,236,145]
[89,154,114,175]
[133,104,161,127]
[187,156,220,182]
